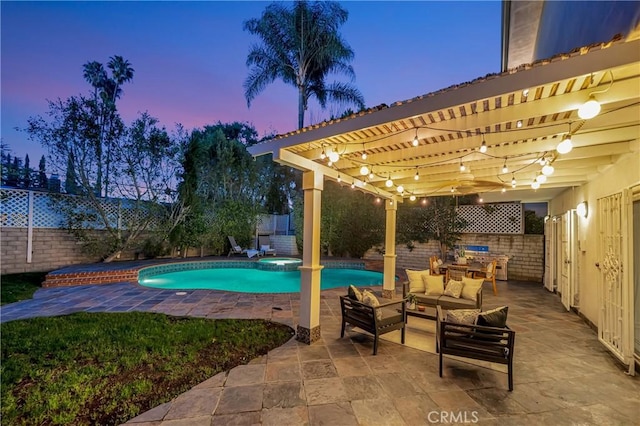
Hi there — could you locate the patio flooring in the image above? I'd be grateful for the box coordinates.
[1,264,638,425]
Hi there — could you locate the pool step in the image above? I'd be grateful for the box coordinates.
[43,270,139,288]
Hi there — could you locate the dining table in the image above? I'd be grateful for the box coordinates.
[439,262,485,278]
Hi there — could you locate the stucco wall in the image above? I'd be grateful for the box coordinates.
[363,233,544,282]
[549,151,640,325]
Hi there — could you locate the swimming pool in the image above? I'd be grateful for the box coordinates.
[138,260,385,293]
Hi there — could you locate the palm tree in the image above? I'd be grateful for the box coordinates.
[244,1,365,129]
[81,56,134,197]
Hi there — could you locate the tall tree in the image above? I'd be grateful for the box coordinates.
[244,1,365,129]
[82,55,134,197]
[38,155,48,189]
[22,154,32,188]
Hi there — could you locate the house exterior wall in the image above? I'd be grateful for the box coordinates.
[548,151,640,325]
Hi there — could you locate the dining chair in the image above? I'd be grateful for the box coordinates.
[475,259,498,295]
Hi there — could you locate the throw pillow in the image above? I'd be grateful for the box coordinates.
[461,276,483,301]
[423,274,444,296]
[406,269,430,294]
[348,285,363,302]
[445,308,481,325]
[362,289,382,320]
[443,279,464,298]
[477,306,508,328]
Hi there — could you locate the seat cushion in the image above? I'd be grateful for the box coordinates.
[437,295,476,310]
[414,294,440,306]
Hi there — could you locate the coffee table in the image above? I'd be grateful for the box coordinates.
[405,305,436,321]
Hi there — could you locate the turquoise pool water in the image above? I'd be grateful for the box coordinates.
[139,267,384,293]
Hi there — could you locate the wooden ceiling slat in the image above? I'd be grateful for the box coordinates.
[549,82,559,97]
[508,93,515,106]
[447,108,456,119]
[471,103,478,114]
[495,96,502,109]
[428,113,436,123]
[534,86,544,100]
[482,99,490,112]
[459,105,467,117]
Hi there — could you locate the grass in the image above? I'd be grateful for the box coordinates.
[1,312,294,425]
[0,271,47,305]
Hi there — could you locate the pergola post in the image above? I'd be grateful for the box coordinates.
[382,199,398,299]
[297,170,324,344]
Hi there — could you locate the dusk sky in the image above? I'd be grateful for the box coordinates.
[2,1,501,169]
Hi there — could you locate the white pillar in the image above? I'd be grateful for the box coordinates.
[297,170,324,344]
[383,199,398,299]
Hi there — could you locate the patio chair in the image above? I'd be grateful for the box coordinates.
[446,265,469,282]
[472,259,498,295]
[430,255,444,276]
[227,236,259,258]
[258,235,277,256]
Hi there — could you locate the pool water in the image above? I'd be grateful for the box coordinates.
[139,267,384,293]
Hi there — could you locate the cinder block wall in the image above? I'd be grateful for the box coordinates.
[1,228,99,274]
[270,235,299,256]
[362,233,544,282]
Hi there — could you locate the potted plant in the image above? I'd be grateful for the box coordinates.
[457,246,467,264]
[406,293,418,310]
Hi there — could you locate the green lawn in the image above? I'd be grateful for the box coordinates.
[1,312,294,425]
[0,271,46,305]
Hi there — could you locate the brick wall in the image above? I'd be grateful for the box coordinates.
[362,233,544,282]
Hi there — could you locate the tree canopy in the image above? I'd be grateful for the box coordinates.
[244,0,365,129]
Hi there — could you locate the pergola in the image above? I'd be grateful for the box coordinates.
[248,37,640,343]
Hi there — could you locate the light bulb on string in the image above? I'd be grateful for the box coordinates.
[360,165,369,176]
[536,174,547,184]
[397,185,404,193]
[361,152,367,160]
[412,129,419,147]
[501,187,506,193]
[542,162,555,176]
[511,176,517,188]
[337,174,341,183]
[502,160,508,174]
[531,181,540,190]
[557,135,573,154]
[320,148,326,160]
[409,194,416,201]
[479,138,487,153]
[385,177,393,188]
[328,150,339,163]
[460,162,466,172]
[414,169,419,180]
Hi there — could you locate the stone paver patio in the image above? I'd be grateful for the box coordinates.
[1,262,638,425]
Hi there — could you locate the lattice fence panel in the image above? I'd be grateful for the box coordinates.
[458,203,523,234]
[0,189,29,227]
[0,188,161,230]
[33,192,65,228]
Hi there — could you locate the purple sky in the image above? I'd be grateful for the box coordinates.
[1,1,501,166]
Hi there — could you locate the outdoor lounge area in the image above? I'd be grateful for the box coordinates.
[1,262,638,424]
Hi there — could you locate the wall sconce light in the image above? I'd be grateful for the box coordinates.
[576,201,588,218]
